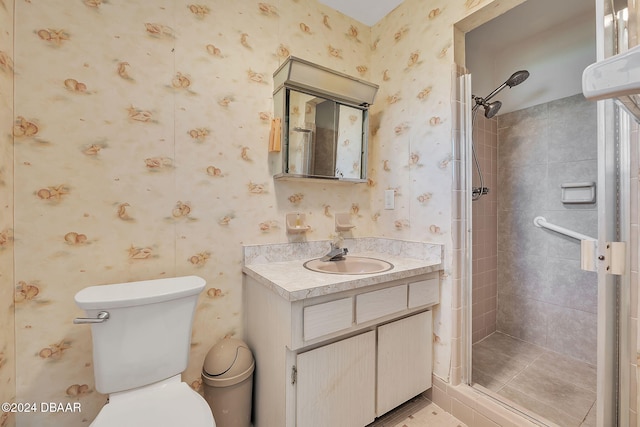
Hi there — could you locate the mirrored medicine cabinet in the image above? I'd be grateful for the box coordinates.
[271,56,379,182]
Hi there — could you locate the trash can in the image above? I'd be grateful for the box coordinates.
[202,337,255,427]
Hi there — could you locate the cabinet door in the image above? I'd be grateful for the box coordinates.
[376,311,432,416]
[296,330,375,427]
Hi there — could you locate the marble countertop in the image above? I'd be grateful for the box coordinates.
[243,251,442,301]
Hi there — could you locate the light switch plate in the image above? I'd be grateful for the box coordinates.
[384,190,395,209]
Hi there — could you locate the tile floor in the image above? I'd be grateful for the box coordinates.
[472,332,597,427]
[367,394,466,427]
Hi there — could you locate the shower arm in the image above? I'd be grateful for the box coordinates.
[480,82,508,104]
[473,70,529,110]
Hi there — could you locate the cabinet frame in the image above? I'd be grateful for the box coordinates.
[244,271,440,427]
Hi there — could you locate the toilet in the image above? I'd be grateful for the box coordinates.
[74,275,216,427]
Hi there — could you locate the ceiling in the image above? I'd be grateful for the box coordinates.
[316,0,404,26]
[317,0,595,44]
[466,0,595,53]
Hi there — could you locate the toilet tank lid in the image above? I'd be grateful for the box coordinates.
[75,276,206,310]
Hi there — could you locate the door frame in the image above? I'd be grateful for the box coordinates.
[453,1,629,425]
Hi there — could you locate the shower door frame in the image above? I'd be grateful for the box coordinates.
[455,0,630,426]
[595,2,632,426]
[594,2,619,426]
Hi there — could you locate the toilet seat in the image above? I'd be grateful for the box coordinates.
[90,375,215,427]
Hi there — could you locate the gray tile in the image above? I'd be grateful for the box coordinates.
[496,294,549,347]
[474,332,544,363]
[497,125,549,170]
[497,210,548,257]
[476,94,598,427]
[547,94,597,164]
[545,305,597,365]
[540,257,597,314]
[498,102,548,131]
[530,350,597,393]
[472,343,530,384]
[546,160,598,211]
[497,251,546,300]
[497,163,547,213]
[471,332,596,427]
[505,363,596,422]
[470,368,507,392]
[497,102,549,171]
[544,210,598,261]
[580,402,597,427]
[497,385,584,427]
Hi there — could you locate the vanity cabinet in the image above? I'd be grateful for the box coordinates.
[296,331,376,427]
[244,272,439,427]
[377,310,432,415]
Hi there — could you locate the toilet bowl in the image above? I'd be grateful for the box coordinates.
[90,375,213,427]
[74,276,215,427]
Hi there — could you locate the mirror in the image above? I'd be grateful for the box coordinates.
[271,56,378,183]
[285,90,366,180]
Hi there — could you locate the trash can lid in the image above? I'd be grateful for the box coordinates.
[202,337,254,381]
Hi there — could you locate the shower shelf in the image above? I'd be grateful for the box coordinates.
[560,182,596,204]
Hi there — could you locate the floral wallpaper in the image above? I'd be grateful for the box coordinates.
[0,0,15,426]
[6,0,634,426]
[369,0,471,378]
[8,1,376,425]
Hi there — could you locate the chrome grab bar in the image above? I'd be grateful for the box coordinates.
[533,216,596,241]
[74,311,110,324]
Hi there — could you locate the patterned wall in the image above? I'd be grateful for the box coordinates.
[1,0,543,426]
[369,0,491,380]
[0,0,15,426]
[9,1,377,425]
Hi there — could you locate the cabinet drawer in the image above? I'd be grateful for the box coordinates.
[356,285,407,324]
[303,297,353,341]
[408,277,439,309]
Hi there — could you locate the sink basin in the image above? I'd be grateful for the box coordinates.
[303,257,394,275]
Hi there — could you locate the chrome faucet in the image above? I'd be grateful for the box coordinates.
[320,243,348,262]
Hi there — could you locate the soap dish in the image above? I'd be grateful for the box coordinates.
[335,213,355,232]
[561,182,596,204]
[286,212,311,234]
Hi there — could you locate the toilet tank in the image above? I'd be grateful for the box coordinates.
[74,276,206,394]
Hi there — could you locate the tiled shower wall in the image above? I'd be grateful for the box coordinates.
[496,93,598,365]
[471,114,497,344]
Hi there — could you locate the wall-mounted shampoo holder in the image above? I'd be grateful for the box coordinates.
[335,213,355,232]
[561,182,596,204]
[286,212,311,234]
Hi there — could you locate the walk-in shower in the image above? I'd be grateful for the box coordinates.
[459,1,626,425]
[471,70,530,200]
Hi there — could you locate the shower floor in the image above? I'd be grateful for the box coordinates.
[472,332,597,427]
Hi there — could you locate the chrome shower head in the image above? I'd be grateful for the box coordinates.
[473,96,502,119]
[505,70,530,88]
[473,69,530,118]
[484,101,502,118]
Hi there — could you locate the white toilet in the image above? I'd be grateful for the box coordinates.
[74,275,216,427]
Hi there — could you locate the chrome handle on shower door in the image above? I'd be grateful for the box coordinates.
[73,311,110,324]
